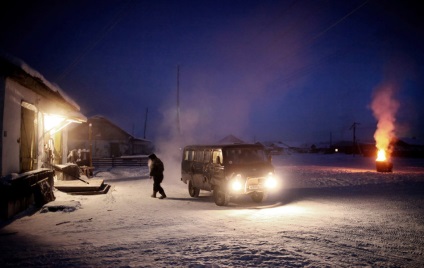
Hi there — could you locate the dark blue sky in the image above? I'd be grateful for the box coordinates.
[1,0,423,145]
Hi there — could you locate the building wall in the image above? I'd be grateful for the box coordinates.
[94,139,129,158]
[37,111,44,169]
[1,78,71,176]
[68,118,152,158]
[0,76,5,175]
[2,79,33,176]
[62,129,69,165]
[68,139,131,158]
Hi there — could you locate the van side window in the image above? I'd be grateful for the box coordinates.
[225,150,233,164]
[194,150,204,162]
[185,150,194,161]
[212,150,222,164]
[204,150,211,163]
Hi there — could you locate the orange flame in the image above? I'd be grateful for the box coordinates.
[376,149,387,162]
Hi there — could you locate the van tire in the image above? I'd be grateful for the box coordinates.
[214,187,229,206]
[188,181,200,197]
[251,192,264,203]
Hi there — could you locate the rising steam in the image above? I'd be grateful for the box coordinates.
[371,84,399,156]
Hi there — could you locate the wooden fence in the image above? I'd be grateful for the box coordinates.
[92,156,148,167]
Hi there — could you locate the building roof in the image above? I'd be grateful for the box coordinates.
[218,134,245,144]
[1,52,86,122]
[69,115,151,142]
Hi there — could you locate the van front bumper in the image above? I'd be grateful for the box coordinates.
[229,174,278,194]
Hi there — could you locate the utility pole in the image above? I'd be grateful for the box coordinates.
[176,65,181,136]
[350,122,360,156]
[89,123,92,167]
[143,108,148,139]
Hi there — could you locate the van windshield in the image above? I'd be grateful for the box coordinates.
[223,148,268,165]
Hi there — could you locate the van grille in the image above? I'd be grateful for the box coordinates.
[245,177,265,191]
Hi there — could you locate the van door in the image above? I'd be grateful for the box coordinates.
[202,149,212,191]
[210,149,224,187]
[192,150,204,189]
[181,149,193,183]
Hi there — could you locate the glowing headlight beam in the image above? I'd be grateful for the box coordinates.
[265,177,277,189]
[231,180,243,191]
[264,172,278,189]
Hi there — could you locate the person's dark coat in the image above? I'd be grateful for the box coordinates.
[149,154,164,180]
[148,154,166,198]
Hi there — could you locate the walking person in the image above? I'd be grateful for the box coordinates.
[148,153,166,199]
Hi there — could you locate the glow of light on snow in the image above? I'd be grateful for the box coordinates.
[232,204,306,218]
[259,205,306,216]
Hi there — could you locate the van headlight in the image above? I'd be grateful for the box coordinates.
[231,174,243,191]
[264,172,277,189]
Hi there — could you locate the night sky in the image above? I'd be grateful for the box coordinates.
[1,0,423,145]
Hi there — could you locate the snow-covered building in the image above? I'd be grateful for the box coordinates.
[0,53,86,218]
[67,115,153,159]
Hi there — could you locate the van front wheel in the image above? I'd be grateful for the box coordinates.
[188,181,200,197]
[251,192,264,203]
[214,187,229,206]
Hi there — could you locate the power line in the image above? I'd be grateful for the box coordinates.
[56,0,133,82]
[310,0,370,42]
[257,0,371,87]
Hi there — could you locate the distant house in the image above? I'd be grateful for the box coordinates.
[331,138,424,158]
[392,138,424,158]
[67,115,153,159]
[261,141,291,155]
[0,53,86,218]
[330,140,376,156]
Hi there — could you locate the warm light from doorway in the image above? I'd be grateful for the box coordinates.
[44,114,65,135]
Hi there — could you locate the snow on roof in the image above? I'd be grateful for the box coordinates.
[89,115,151,142]
[218,134,245,144]
[260,141,286,149]
[0,51,81,111]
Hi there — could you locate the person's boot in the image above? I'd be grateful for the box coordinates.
[159,192,167,199]
[151,191,157,198]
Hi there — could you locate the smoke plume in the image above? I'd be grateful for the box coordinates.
[371,84,399,154]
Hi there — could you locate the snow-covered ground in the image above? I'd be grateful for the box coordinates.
[1,153,424,267]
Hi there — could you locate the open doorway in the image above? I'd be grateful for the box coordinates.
[20,102,37,172]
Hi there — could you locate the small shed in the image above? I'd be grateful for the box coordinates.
[67,115,153,159]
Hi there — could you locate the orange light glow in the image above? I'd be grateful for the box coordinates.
[376,149,387,162]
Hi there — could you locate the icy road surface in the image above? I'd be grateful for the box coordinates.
[1,154,424,267]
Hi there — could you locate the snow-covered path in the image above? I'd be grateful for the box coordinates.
[1,154,424,267]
